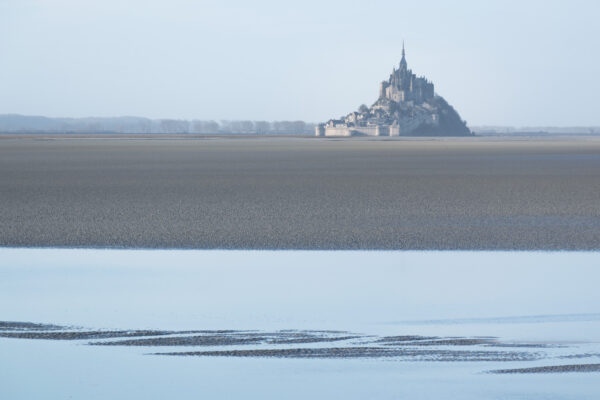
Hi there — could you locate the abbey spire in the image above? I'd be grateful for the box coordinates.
[400,41,407,70]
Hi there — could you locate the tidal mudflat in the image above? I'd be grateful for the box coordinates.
[0,321,546,362]
[1,249,599,399]
[1,135,600,250]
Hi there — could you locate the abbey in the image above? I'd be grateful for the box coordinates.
[380,46,434,104]
[316,44,472,137]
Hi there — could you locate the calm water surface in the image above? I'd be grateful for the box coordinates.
[1,249,599,399]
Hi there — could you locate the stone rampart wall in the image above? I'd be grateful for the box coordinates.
[324,126,389,137]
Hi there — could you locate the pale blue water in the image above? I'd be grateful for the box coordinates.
[1,249,599,399]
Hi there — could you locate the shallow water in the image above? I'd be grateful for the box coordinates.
[1,249,599,399]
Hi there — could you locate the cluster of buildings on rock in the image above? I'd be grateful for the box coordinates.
[316,44,470,137]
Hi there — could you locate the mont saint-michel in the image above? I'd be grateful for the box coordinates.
[316,45,472,137]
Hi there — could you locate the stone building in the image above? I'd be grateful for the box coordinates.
[379,45,434,104]
[316,44,471,137]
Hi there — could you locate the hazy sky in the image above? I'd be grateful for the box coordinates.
[1,0,599,126]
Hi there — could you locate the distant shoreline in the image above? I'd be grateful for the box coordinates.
[0,132,314,139]
[2,132,600,140]
[1,114,599,137]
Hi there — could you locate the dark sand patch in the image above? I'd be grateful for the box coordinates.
[0,322,358,346]
[0,330,176,340]
[0,320,562,363]
[0,321,63,331]
[92,332,359,347]
[93,335,266,347]
[487,343,557,348]
[156,347,540,361]
[377,337,554,348]
[397,338,496,346]
[375,335,439,343]
[491,363,600,374]
[266,335,360,344]
[558,353,600,359]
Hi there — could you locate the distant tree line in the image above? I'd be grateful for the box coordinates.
[0,114,316,135]
[189,120,312,134]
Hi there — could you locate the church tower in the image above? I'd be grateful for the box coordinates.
[399,42,407,72]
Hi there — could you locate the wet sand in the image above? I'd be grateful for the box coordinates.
[491,364,600,374]
[158,347,537,361]
[1,135,599,249]
[0,320,544,363]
